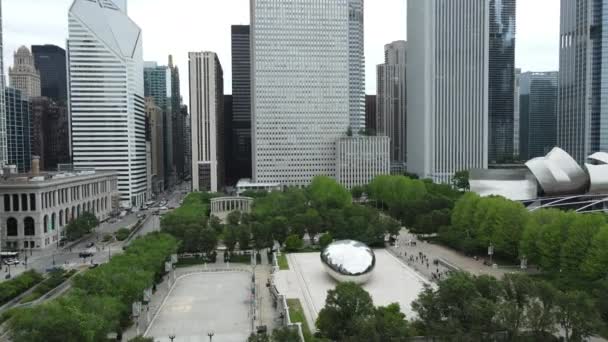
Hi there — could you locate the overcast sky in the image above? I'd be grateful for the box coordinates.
[3,0,560,101]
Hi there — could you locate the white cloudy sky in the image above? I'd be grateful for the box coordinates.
[3,0,560,100]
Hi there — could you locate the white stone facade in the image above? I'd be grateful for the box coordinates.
[68,0,148,208]
[8,46,41,99]
[336,136,390,189]
[0,171,117,250]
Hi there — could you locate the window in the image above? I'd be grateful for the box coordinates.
[30,194,36,211]
[4,195,10,212]
[12,194,19,211]
[6,218,17,236]
[21,194,28,211]
[24,217,35,236]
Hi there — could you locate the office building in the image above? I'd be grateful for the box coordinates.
[514,68,521,158]
[558,0,608,163]
[223,95,235,184]
[251,0,360,186]
[144,62,173,188]
[519,71,559,160]
[488,0,516,164]
[145,97,164,194]
[9,46,41,98]
[182,105,191,179]
[168,55,185,180]
[30,97,70,171]
[68,0,148,208]
[188,52,224,192]
[230,25,252,183]
[349,0,365,131]
[365,95,377,135]
[377,40,407,168]
[5,88,31,173]
[407,0,489,183]
[0,169,117,250]
[0,1,6,166]
[31,45,67,102]
[336,136,390,189]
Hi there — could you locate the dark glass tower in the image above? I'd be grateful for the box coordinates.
[519,72,558,160]
[488,0,516,164]
[229,25,252,184]
[365,95,377,135]
[169,55,185,180]
[5,88,31,173]
[31,45,67,103]
[30,97,70,171]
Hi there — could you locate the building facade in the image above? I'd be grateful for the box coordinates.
[182,105,191,179]
[168,55,185,180]
[68,0,148,208]
[5,88,31,173]
[0,171,117,250]
[365,95,377,135]
[188,52,224,192]
[488,0,516,165]
[348,0,365,131]
[30,97,70,171]
[558,0,608,164]
[514,68,521,158]
[251,0,356,186]
[144,62,173,188]
[145,97,164,194]
[407,0,489,183]
[336,136,390,189]
[230,25,252,184]
[519,71,559,160]
[0,0,6,166]
[31,45,67,103]
[377,40,407,168]
[9,46,41,99]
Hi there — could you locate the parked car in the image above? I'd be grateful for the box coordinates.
[85,242,95,248]
[79,252,94,258]
[3,258,19,265]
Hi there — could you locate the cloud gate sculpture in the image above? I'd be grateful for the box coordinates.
[321,240,376,284]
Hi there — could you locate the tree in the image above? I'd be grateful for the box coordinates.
[285,235,303,252]
[128,337,154,342]
[373,303,411,341]
[581,224,608,280]
[452,170,470,191]
[556,290,600,342]
[525,280,558,340]
[200,228,218,255]
[271,326,300,342]
[351,186,365,200]
[247,333,270,342]
[316,282,375,340]
[238,225,251,251]
[226,211,242,226]
[308,176,352,210]
[223,225,238,252]
[208,215,223,234]
[319,233,333,249]
[269,216,289,246]
[498,274,533,340]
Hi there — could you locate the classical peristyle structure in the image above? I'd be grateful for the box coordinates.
[210,196,253,223]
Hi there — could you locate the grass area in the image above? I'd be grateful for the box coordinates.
[0,270,44,306]
[278,254,289,270]
[175,257,207,268]
[19,269,77,304]
[228,254,251,263]
[287,298,314,342]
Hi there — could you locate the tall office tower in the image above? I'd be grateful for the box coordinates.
[0,0,6,166]
[519,71,559,160]
[230,25,252,183]
[377,40,407,169]
[144,62,173,188]
[407,0,489,183]
[30,97,70,170]
[68,0,148,208]
[365,95,377,134]
[168,55,185,180]
[514,68,521,158]
[348,0,365,131]
[188,52,224,192]
[9,46,41,98]
[5,88,31,173]
[223,95,235,184]
[558,0,608,163]
[488,0,516,165]
[251,0,358,185]
[31,45,67,103]
[145,97,164,194]
[181,105,191,178]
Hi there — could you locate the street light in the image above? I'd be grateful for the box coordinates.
[207,331,215,342]
[168,334,176,342]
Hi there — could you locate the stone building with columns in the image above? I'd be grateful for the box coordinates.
[0,168,117,250]
[210,196,253,223]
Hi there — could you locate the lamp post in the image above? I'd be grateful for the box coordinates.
[207,331,215,342]
[168,334,176,342]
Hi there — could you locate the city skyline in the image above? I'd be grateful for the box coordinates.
[4,0,559,99]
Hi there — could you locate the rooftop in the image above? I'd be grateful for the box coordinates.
[0,169,117,188]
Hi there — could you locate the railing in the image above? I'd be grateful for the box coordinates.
[271,252,305,342]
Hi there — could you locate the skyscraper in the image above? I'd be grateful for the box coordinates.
[168,55,185,180]
[30,97,70,170]
[558,0,608,164]
[9,46,41,98]
[377,40,407,169]
[348,0,365,131]
[514,68,521,158]
[31,45,68,103]
[520,71,559,160]
[488,0,516,164]
[407,0,489,182]
[145,97,164,194]
[365,95,377,134]
[251,0,360,186]
[0,0,6,166]
[5,88,31,173]
[68,0,148,208]
[229,25,252,183]
[188,52,224,192]
[144,62,173,188]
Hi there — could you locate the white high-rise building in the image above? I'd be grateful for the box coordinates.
[251,0,363,186]
[9,46,41,98]
[336,136,390,189]
[0,0,7,166]
[188,52,224,193]
[407,0,489,183]
[68,0,148,208]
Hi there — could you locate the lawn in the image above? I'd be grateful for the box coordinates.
[278,254,289,270]
[287,298,314,342]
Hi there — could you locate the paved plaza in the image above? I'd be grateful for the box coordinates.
[274,250,429,331]
[145,272,252,342]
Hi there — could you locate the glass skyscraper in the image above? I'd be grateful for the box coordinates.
[488,0,516,164]
[5,88,31,173]
[0,0,6,166]
[31,45,67,103]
